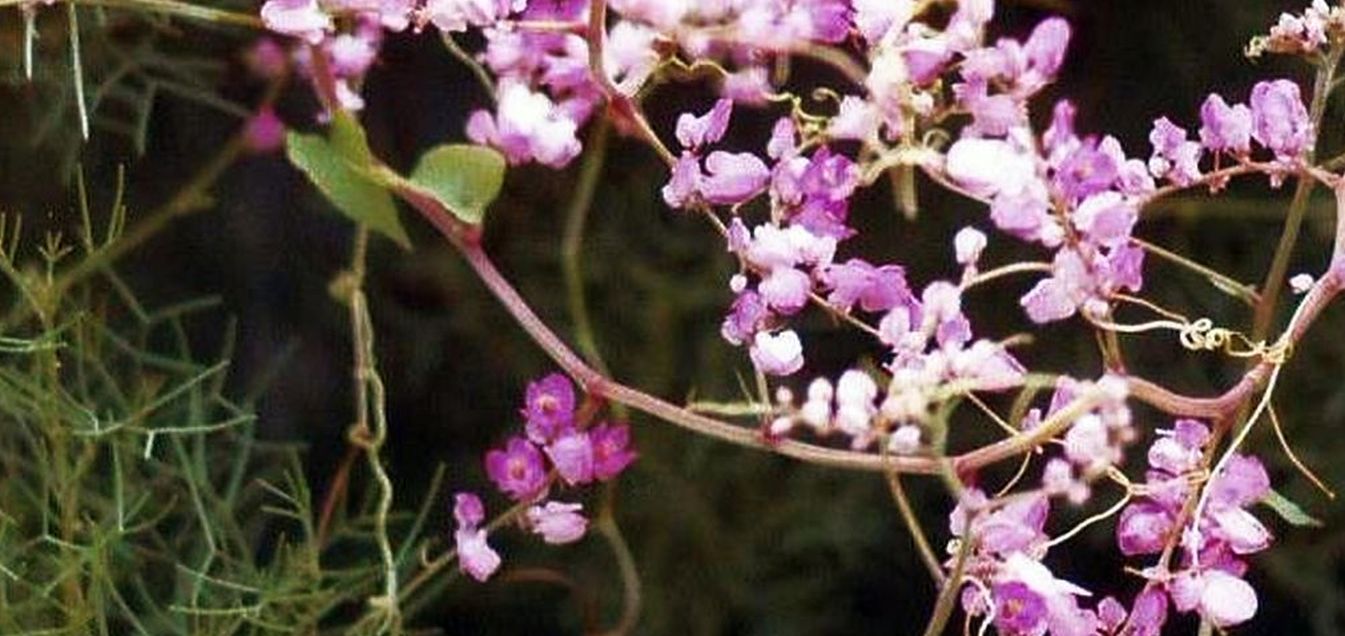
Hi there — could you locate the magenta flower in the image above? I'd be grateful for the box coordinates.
[242,107,286,154]
[522,373,576,444]
[467,82,582,168]
[453,492,486,528]
[590,422,637,481]
[485,436,548,501]
[1199,93,1253,154]
[545,430,594,486]
[526,501,588,544]
[1250,79,1313,159]
[992,581,1048,634]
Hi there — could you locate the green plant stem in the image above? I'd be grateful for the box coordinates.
[1253,50,1340,342]
[883,468,945,586]
[920,529,972,636]
[592,484,641,636]
[343,226,401,633]
[561,118,612,376]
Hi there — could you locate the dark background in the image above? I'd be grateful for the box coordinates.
[2,0,1343,633]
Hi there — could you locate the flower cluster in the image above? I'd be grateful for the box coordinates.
[950,491,1105,636]
[452,373,636,582]
[1252,0,1345,58]
[1115,420,1274,630]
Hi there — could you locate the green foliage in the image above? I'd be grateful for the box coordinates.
[0,191,446,634]
[1261,489,1324,528]
[407,145,506,225]
[286,113,411,248]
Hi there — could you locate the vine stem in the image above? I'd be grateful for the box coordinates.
[394,178,1112,475]
[1253,49,1341,342]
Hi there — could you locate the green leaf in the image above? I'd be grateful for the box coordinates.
[407,144,506,225]
[1260,489,1324,527]
[285,113,411,248]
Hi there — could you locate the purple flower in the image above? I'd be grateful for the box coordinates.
[946,138,1039,199]
[545,430,594,486]
[1199,93,1253,154]
[820,259,912,313]
[675,99,733,150]
[662,152,703,209]
[259,0,331,44]
[590,422,637,480]
[454,492,486,528]
[455,527,502,582]
[1097,596,1127,633]
[485,436,548,501]
[1024,17,1071,80]
[1116,501,1174,556]
[1073,191,1137,248]
[993,581,1048,635]
[523,373,576,444]
[1128,587,1169,636]
[701,152,770,205]
[954,227,988,266]
[720,290,770,346]
[1147,117,1202,186]
[1054,140,1119,203]
[1208,454,1270,509]
[526,501,588,544]
[1250,79,1313,159]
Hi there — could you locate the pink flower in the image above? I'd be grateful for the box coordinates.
[452,491,501,582]
[526,501,588,544]
[467,82,582,168]
[750,329,805,376]
[1024,17,1071,80]
[590,422,637,480]
[425,0,522,32]
[455,527,502,581]
[545,430,594,486]
[522,373,576,444]
[1147,117,1202,186]
[259,0,332,45]
[954,227,987,266]
[242,107,286,154]
[485,436,548,501]
[1116,501,1173,556]
[758,267,811,315]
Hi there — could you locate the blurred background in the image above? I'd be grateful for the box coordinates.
[1,0,1343,633]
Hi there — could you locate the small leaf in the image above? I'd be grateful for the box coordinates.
[408,144,506,225]
[1260,489,1324,527]
[285,113,411,248]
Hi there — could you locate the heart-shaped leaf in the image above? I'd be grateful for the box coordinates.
[407,144,506,225]
[286,113,411,248]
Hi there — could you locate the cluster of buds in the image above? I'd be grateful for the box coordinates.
[453,373,637,582]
